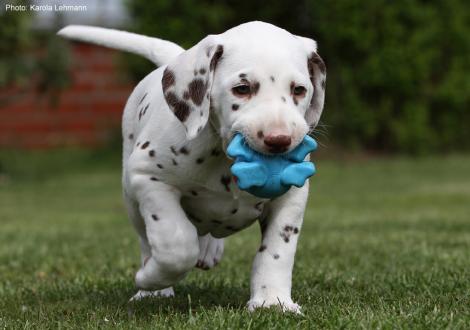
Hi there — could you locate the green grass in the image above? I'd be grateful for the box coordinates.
[1,150,469,329]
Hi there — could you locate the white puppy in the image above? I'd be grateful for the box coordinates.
[58,21,326,313]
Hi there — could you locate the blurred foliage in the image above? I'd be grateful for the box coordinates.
[125,0,470,153]
[0,1,71,105]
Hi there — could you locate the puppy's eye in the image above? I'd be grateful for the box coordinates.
[232,84,251,96]
[293,86,307,96]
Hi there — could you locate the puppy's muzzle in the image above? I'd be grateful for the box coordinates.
[264,134,292,153]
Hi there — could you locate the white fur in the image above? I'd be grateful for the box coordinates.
[58,21,326,313]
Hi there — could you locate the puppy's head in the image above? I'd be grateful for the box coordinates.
[162,21,326,155]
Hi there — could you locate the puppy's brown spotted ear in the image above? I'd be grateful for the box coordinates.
[162,35,223,139]
[297,36,326,128]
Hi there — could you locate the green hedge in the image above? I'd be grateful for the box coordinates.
[126,0,469,153]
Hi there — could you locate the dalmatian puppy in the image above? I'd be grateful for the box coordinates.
[58,21,326,313]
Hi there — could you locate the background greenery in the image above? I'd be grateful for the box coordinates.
[1,150,469,328]
[125,0,470,154]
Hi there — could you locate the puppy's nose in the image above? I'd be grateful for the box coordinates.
[264,134,292,153]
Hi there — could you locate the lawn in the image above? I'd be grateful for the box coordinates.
[0,149,469,329]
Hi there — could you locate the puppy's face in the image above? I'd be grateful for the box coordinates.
[162,22,326,153]
[211,48,312,155]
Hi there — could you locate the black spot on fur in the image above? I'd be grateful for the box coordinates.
[211,148,221,156]
[162,69,175,92]
[190,190,198,196]
[231,208,238,214]
[179,146,189,155]
[170,146,178,156]
[261,285,267,289]
[141,141,150,149]
[196,157,204,164]
[232,104,239,111]
[138,93,147,105]
[273,254,280,259]
[294,227,299,234]
[239,73,246,78]
[199,68,206,75]
[281,96,286,102]
[172,159,178,166]
[270,76,275,82]
[257,131,264,139]
[157,164,164,169]
[148,150,155,157]
[150,177,159,181]
[220,175,231,192]
[225,225,237,231]
[128,133,134,140]
[151,214,159,221]
[259,245,267,252]
[252,81,260,95]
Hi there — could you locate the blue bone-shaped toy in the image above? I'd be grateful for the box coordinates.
[227,134,317,198]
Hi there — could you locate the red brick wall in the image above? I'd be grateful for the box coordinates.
[0,43,134,149]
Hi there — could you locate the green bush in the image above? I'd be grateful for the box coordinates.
[125,0,469,153]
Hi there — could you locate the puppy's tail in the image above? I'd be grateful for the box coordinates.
[57,25,184,66]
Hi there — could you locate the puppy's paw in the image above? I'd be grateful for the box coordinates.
[129,287,174,302]
[247,297,302,314]
[196,234,224,270]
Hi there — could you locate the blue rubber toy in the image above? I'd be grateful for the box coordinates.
[227,134,317,198]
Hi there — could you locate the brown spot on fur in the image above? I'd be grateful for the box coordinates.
[162,69,175,92]
[210,45,224,72]
[165,92,191,122]
[257,131,264,139]
[141,141,150,149]
[183,91,190,100]
[188,78,207,106]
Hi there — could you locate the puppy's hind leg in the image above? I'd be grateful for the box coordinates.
[196,234,224,270]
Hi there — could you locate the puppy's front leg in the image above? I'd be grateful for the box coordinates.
[247,183,309,313]
[129,173,199,290]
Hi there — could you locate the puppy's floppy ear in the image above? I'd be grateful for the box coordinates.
[297,36,326,128]
[162,35,223,139]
